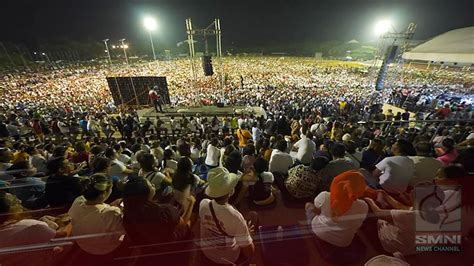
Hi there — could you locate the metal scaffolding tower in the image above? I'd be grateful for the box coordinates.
[185,18,223,104]
[369,22,417,90]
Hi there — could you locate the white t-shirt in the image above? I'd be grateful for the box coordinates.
[293,136,316,165]
[199,199,253,264]
[252,127,261,142]
[118,153,131,164]
[0,219,56,247]
[376,156,415,194]
[205,144,221,167]
[377,209,416,256]
[408,156,443,186]
[68,196,124,255]
[0,219,56,266]
[139,169,172,196]
[467,132,474,140]
[310,123,327,137]
[58,121,69,134]
[163,159,178,172]
[311,191,368,247]
[109,159,128,179]
[269,150,294,175]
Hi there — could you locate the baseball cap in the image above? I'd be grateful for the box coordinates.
[205,167,240,198]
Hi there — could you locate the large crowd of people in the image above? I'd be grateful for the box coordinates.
[0,57,473,265]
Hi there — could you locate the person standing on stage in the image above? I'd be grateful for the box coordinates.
[148,87,163,112]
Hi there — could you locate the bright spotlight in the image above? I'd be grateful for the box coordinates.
[144,17,157,31]
[374,20,391,35]
[112,45,116,49]
[123,44,129,49]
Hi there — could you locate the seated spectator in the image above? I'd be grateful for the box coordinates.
[259,138,272,161]
[435,138,459,166]
[161,149,178,173]
[88,145,105,168]
[0,191,69,266]
[372,139,415,194]
[248,157,275,205]
[91,156,123,202]
[434,165,473,237]
[149,141,163,165]
[360,138,385,171]
[29,145,48,175]
[173,157,203,222]
[0,147,13,170]
[305,170,368,249]
[269,139,294,175]
[205,137,221,169]
[277,156,329,200]
[365,164,473,257]
[242,143,257,172]
[320,143,357,191]
[139,153,172,198]
[345,140,362,168]
[409,141,443,186]
[364,191,415,256]
[122,177,191,265]
[68,173,124,259]
[291,131,316,165]
[199,167,256,265]
[7,161,47,209]
[219,139,235,166]
[69,142,89,164]
[45,157,84,208]
[12,144,29,164]
[105,148,134,180]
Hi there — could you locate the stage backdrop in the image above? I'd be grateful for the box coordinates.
[106,76,170,106]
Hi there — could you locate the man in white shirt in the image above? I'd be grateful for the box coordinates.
[205,138,221,168]
[373,140,415,194]
[269,140,294,175]
[310,121,327,138]
[251,123,262,143]
[291,132,316,165]
[199,167,255,265]
[408,142,443,186]
[105,148,134,179]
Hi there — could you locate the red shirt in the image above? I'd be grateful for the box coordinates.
[437,107,451,118]
[148,90,160,101]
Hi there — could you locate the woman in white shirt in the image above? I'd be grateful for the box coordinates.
[68,174,124,260]
[305,170,368,248]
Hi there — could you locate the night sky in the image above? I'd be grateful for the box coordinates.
[2,0,473,48]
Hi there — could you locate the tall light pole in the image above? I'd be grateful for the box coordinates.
[41,52,51,63]
[102,38,112,64]
[143,17,157,60]
[119,38,129,64]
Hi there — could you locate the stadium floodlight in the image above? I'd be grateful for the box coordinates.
[374,20,392,36]
[143,16,158,60]
[143,17,157,31]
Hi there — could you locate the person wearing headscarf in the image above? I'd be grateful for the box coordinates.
[305,170,368,248]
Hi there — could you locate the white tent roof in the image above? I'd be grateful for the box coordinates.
[403,26,474,64]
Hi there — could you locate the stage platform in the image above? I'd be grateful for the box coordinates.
[137,105,266,121]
